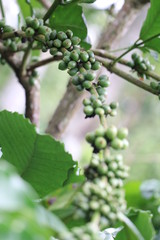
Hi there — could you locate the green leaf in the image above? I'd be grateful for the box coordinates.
[0,110,75,198]
[140,0,160,52]
[125,181,146,208]
[140,0,160,40]
[49,3,89,48]
[17,0,42,19]
[0,160,67,239]
[116,209,155,240]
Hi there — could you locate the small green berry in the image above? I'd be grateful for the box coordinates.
[66,29,73,38]
[26,27,35,37]
[80,51,89,62]
[83,61,91,70]
[76,85,84,91]
[82,81,92,90]
[95,137,107,150]
[110,102,119,109]
[83,99,91,106]
[117,128,128,140]
[105,126,117,140]
[68,61,77,69]
[85,72,95,81]
[63,39,72,48]
[31,18,39,30]
[63,55,71,63]
[53,39,62,48]
[50,47,58,55]
[72,76,79,86]
[111,138,123,150]
[71,36,81,45]
[58,61,67,71]
[95,107,105,116]
[57,31,67,41]
[25,16,33,27]
[50,30,57,40]
[92,61,101,70]
[83,105,94,116]
[85,132,95,143]
[68,68,78,76]
[70,50,79,61]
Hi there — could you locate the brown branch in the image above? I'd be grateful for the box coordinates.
[96,56,158,96]
[45,0,150,139]
[28,56,62,71]
[94,49,160,82]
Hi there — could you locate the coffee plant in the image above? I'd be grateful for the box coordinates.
[0,0,160,239]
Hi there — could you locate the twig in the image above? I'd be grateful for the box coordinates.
[94,49,160,82]
[43,0,61,22]
[111,33,160,66]
[96,56,158,96]
[28,55,62,71]
[0,0,5,19]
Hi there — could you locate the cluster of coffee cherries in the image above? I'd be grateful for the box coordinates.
[150,81,160,93]
[85,126,129,153]
[59,223,101,240]
[127,53,154,80]
[73,153,129,229]
[83,95,119,119]
[0,19,21,52]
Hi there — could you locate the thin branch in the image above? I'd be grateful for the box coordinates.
[96,56,158,96]
[20,42,33,76]
[111,33,160,66]
[43,0,61,22]
[0,0,5,19]
[94,49,160,82]
[28,55,62,71]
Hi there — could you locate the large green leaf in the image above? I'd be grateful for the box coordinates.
[140,0,160,52]
[17,0,42,19]
[0,111,75,198]
[49,3,90,48]
[140,0,160,40]
[0,161,67,239]
[116,209,155,240]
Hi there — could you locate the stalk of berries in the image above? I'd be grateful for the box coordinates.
[127,52,154,80]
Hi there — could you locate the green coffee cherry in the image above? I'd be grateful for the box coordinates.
[38,26,47,35]
[68,67,78,76]
[25,16,33,27]
[68,61,77,69]
[83,98,91,106]
[95,107,105,116]
[3,25,14,32]
[117,128,128,140]
[87,50,94,58]
[150,81,158,90]
[82,81,92,90]
[70,50,79,61]
[85,72,95,81]
[26,27,35,37]
[95,137,107,150]
[58,61,67,71]
[110,102,119,109]
[71,36,81,45]
[42,46,48,52]
[80,51,89,62]
[85,132,95,144]
[66,29,73,38]
[57,31,67,41]
[50,47,58,56]
[63,55,71,63]
[72,76,79,86]
[76,85,84,91]
[97,87,106,96]
[83,61,91,70]
[50,30,57,40]
[105,126,117,140]
[103,105,111,114]
[98,75,110,88]
[92,61,101,70]
[63,39,72,48]
[31,18,39,30]
[83,105,94,116]
[95,128,105,137]
[111,138,123,150]
[53,39,62,48]
[92,99,102,108]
